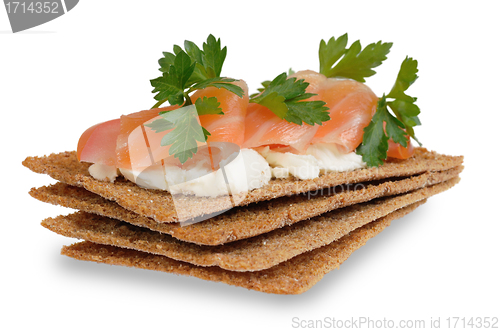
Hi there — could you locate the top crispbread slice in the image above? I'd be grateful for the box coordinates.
[61,201,423,294]
[23,148,463,223]
[30,166,463,245]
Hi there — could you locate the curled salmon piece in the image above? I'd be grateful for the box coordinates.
[294,70,415,159]
[243,102,318,153]
[387,138,414,159]
[78,82,248,170]
[292,70,378,154]
[115,105,180,170]
[191,80,249,146]
[243,70,378,154]
[77,118,121,166]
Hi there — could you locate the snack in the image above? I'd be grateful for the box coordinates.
[23,34,463,293]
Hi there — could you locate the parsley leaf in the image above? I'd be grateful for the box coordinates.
[253,91,287,118]
[151,50,195,106]
[144,106,207,164]
[167,35,227,82]
[194,96,223,116]
[189,77,244,97]
[202,35,227,78]
[250,80,271,98]
[144,117,175,134]
[249,69,295,98]
[148,35,245,164]
[386,57,421,145]
[387,57,419,101]
[150,35,242,109]
[183,40,209,84]
[319,33,392,82]
[158,52,175,72]
[250,72,330,126]
[356,95,408,167]
[355,99,390,167]
[319,34,348,77]
[356,57,422,167]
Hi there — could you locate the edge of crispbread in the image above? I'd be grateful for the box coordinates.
[31,166,463,245]
[23,148,463,223]
[61,200,423,294]
[44,177,459,271]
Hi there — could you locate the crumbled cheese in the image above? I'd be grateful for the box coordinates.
[88,163,118,182]
[256,144,366,180]
[257,146,320,180]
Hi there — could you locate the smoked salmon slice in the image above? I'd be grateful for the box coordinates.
[78,73,411,171]
[243,102,318,153]
[79,82,248,170]
[77,119,121,166]
[242,70,378,154]
[116,105,180,170]
[387,138,414,159]
[292,70,378,154]
[191,80,249,146]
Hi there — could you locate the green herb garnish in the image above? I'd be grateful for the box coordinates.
[249,33,392,125]
[150,34,244,109]
[148,35,242,164]
[249,72,330,126]
[319,33,392,82]
[356,57,421,167]
[144,97,223,164]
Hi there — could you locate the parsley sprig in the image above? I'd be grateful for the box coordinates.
[356,57,422,167]
[144,97,223,163]
[319,33,392,82]
[249,33,393,126]
[150,35,244,109]
[147,35,243,164]
[250,72,330,126]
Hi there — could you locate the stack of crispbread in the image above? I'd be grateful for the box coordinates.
[23,147,463,294]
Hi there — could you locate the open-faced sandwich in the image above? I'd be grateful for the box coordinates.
[23,34,463,294]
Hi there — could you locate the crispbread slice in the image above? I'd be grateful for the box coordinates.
[43,177,459,271]
[23,148,463,223]
[61,201,423,294]
[31,166,463,245]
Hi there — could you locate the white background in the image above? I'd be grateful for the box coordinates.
[2,1,499,331]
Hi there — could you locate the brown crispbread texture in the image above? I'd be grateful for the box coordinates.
[23,148,464,223]
[43,178,459,271]
[61,201,423,294]
[31,166,463,245]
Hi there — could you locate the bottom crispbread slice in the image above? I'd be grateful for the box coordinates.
[61,200,425,295]
[31,166,463,246]
[43,177,459,272]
